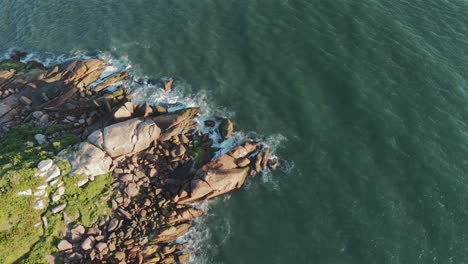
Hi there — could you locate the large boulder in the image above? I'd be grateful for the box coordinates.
[68,142,113,177]
[179,142,260,203]
[39,59,105,89]
[88,118,161,158]
[152,108,199,141]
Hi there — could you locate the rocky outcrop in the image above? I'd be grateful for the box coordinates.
[0,55,130,137]
[152,108,199,141]
[0,53,279,264]
[179,142,267,203]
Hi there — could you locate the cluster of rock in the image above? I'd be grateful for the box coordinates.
[17,159,67,213]
[0,51,279,264]
[0,53,129,138]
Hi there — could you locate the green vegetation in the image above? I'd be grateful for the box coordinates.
[0,124,78,174]
[19,171,113,264]
[0,59,44,72]
[61,171,113,226]
[186,135,215,169]
[0,125,113,263]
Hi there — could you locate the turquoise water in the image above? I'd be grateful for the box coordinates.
[3,0,468,263]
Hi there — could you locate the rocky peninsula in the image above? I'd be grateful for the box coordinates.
[0,51,278,263]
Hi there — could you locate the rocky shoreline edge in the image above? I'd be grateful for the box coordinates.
[0,51,278,263]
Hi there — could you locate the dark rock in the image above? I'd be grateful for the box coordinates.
[219,118,234,140]
[19,96,32,105]
[204,120,215,127]
[152,108,199,141]
[108,218,119,232]
[236,157,250,167]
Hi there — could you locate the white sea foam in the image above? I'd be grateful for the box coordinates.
[1,49,286,264]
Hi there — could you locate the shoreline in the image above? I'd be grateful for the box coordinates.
[0,50,278,263]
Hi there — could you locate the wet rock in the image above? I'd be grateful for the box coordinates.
[153,108,199,141]
[164,78,174,92]
[178,252,191,263]
[204,120,216,127]
[179,142,261,203]
[93,71,129,92]
[267,157,280,170]
[153,105,167,114]
[219,118,234,140]
[228,142,257,159]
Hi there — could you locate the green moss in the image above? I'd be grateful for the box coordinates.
[17,172,113,264]
[0,59,44,73]
[0,167,44,263]
[0,125,78,175]
[0,124,112,263]
[61,172,113,226]
[186,136,215,169]
[0,59,26,72]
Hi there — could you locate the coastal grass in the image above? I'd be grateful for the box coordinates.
[20,172,113,264]
[0,125,113,263]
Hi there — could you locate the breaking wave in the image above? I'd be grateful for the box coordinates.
[1,49,286,264]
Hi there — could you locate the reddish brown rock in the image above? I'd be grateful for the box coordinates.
[152,108,199,141]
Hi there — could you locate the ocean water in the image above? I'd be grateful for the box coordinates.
[2,0,468,263]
